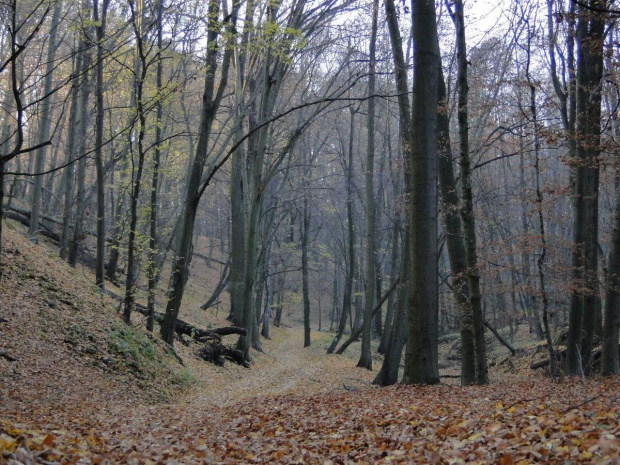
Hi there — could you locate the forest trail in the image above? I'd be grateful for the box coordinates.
[177,325,377,408]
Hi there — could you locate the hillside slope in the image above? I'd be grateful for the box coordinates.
[0,224,191,430]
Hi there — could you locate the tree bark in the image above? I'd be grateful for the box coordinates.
[301,195,311,347]
[123,1,149,324]
[228,0,253,328]
[68,21,93,268]
[147,0,164,332]
[602,183,620,374]
[59,39,84,261]
[374,0,411,385]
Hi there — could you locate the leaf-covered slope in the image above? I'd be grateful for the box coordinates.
[0,225,191,430]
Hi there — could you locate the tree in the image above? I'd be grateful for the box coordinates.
[403,0,440,385]
[357,0,379,370]
[28,2,61,244]
[92,0,109,291]
[0,0,58,279]
[123,0,153,323]
[146,0,165,332]
[160,0,238,344]
[373,0,410,386]
[437,64,476,386]
[449,0,489,385]
[566,0,606,375]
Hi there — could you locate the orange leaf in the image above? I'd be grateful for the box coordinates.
[43,434,55,447]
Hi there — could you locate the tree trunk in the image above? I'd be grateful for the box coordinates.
[228,0,253,328]
[93,0,109,291]
[147,0,164,332]
[326,107,357,354]
[602,179,620,375]
[123,3,149,324]
[524,20,557,377]
[519,128,543,340]
[403,0,440,385]
[302,196,311,347]
[452,0,488,385]
[379,197,400,355]
[29,3,61,243]
[59,41,84,261]
[161,0,237,344]
[566,0,605,375]
[358,0,379,370]
[437,64,475,386]
[68,32,93,268]
[373,240,408,386]
[375,0,411,385]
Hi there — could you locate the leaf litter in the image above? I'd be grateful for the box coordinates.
[1,226,620,463]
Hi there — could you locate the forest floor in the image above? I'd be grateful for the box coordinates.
[2,222,620,464]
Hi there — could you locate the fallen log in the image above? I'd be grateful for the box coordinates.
[484,320,516,355]
[530,347,608,371]
[334,276,400,355]
[5,204,63,225]
[194,251,228,266]
[530,359,550,370]
[4,204,112,243]
[197,339,250,368]
[4,209,60,242]
[104,290,248,367]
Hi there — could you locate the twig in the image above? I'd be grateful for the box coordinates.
[561,384,614,414]
[0,352,17,362]
[504,391,553,411]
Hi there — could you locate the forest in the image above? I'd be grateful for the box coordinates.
[2,0,620,462]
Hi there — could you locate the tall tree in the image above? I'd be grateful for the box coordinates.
[566,0,606,375]
[93,0,109,290]
[228,0,254,328]
[326,105,358,354]
[373,0,410,385]
[437,65,475,386]
[123,0,150,323]
[28,2,61,243]
[358,0,379,370]
[403,0,440,385]
[450,0,488,385]
[147,0,165,331]
[161,0,238,343]
[0,0,56,279]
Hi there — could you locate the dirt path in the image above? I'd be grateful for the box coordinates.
[177,326,377,408]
